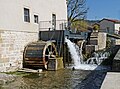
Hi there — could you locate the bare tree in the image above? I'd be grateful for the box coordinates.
[67,0,88,28]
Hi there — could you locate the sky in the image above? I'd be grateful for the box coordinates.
[86,0,120,20]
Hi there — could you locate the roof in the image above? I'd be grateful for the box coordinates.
[100,18,120,23]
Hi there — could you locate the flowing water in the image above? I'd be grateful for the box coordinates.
[0,69,108,89]
[0,38,111,89]
[65,38,110,70]
[0,70,92,89]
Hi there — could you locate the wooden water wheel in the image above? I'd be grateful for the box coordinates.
[23,41,58,69]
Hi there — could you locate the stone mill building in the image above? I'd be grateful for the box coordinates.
[0,0,67,72]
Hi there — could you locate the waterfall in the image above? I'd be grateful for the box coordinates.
[65,38,97,70]
[65,38,110,70]
[65,37,81,66]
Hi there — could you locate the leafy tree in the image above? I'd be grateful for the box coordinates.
[71,20,88,32]
[93,24,100,31]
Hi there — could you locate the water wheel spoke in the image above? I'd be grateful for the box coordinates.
[50,46,52,52]
[52,50,56,54]
[24,41,58,70]
[45,55,50,57]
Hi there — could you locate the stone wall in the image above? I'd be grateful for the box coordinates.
[115,39,120,45]
[0,30,38,72]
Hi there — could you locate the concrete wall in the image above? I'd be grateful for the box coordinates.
[98,32,107,50]
[0,0,67,32]
[0,0,67,72]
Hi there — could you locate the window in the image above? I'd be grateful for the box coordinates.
[34,15,39,23]
[119,27,120,34]
[24,8,30,22]
[106,27,109,33]
[52,14,56,30]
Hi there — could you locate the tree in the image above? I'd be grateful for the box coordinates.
[71,20,88,32]
[93,23,100,32]
[67,0,88,29]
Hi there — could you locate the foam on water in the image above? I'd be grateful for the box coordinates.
[65,37,81,66]
[74,64,97,70]
[65,38,98,70]
[65,37,110,70]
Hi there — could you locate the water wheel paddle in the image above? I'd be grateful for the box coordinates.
[23,41,58,69]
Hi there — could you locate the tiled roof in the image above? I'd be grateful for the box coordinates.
[101,18,120,23]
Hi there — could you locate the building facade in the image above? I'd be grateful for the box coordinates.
[0,0,67,72]
[99,18,120,34]
[90,32,107,51]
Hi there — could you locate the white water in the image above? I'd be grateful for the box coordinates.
[65,38,110,70]
[65,38,81,66]
[65,38,97,70]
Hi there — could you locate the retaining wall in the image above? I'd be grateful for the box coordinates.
[0,30,38,72]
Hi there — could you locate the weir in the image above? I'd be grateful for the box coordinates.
[65,38,110,70]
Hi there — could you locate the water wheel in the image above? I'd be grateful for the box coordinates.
[23,41,58,69]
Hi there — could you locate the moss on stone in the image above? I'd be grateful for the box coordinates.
[5,71,30,76]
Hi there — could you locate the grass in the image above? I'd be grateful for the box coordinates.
[5,71,31,76]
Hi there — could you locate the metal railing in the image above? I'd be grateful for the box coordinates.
[39,20,68,31]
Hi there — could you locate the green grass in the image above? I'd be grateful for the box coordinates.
[5,71,30,76]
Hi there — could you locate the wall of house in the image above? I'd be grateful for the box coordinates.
[0,0,67,32]
[99,20,114,34]
[0,0,67,72]
[114,24,120,34]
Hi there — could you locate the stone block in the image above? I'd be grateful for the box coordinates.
[0,63,4,67]
[0,67,7,72]
[2,58,9,63]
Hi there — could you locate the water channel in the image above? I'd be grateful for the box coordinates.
[0,38,113,89]
[0,68,109,89]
